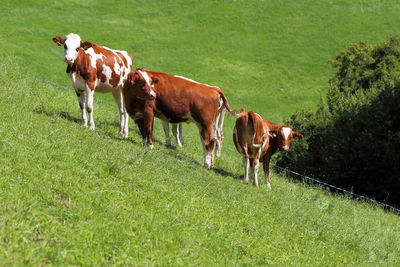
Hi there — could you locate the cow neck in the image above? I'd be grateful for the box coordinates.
[265,121,280,132]
[66,48,85,74]
[66,63,73,74]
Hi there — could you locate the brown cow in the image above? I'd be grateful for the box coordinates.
[123,68,236,169]
[52,33,132,137]
[233,111,303,187]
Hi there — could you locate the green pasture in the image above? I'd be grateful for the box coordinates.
[1,0,400,265]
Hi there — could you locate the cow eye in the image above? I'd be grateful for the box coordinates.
[76,48,79,52]
[64,44,67,49]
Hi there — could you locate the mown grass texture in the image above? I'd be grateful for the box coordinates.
[1,0,400,265]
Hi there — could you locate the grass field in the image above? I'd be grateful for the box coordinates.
[1,0,400,265]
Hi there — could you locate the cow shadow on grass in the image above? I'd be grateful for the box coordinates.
[33,108,81,124]
[211,167,241,180]
[33,108,172,146]
[163,149,202,168]
[163,148,240,180]
[33,107,240,180]
[33,107,123,128]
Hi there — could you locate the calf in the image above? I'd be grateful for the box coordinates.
[52,33,132,137]
[123,68,235,169]
[233,111,303,187]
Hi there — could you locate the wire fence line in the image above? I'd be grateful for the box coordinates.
[3,62,399,214]
[271,164,400,213]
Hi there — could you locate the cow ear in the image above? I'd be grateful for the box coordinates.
[292,131,303,139]
[269,130,277,138]
[80,41,93,50]
[127,72,136,84]
[52,36,65,46]
[152,77,159,84]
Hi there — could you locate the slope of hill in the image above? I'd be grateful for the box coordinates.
[1,56,399,265]
[1,0,400,265]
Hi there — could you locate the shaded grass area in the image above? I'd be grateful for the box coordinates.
[1,57,399,265]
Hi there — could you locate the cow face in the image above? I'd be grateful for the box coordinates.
[271,126,303,151]
[125,69,157,100]
[52,33,92,64]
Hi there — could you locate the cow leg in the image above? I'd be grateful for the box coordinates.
[199,125,216,169]
[250,157,260,187]
[112,89,129,138]
[172,124,183,147]
[249,158,255,185]
[242,156,250,184]
[215,109,226,157]
[253,157,260,187]
[143,113,155,149]
[178,124,184,145]
[76,90,87,127]
[262,154,272,189]
[135,118,147,145]
[162,121,172,147]
[85,84,95,130]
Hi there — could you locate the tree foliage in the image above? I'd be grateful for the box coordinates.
[278,36,400,207]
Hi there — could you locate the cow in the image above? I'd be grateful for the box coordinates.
[52,33,132,137]
[123,68,236,169]
[233,111,303,187]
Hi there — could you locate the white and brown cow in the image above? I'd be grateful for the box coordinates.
[233,111,303,187]
[52,33,132,137]
[123,68,236,169]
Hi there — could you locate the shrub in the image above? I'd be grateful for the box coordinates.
[277,36,400,207]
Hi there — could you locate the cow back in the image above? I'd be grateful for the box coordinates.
[233,111,266,158]
[147,71,222,124]
[70,44,132,92]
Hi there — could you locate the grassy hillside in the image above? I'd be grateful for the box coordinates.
[2,55,400,265]
[1,0,400,265]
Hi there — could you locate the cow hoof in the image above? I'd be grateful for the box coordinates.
[119,131,128,138]
[204,163,212,169]
[89,125,95,130]
[149,144,154,149]
[266,184,272,189]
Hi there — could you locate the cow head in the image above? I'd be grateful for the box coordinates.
[270,126,303,151]
[52,33,93,64]
[125,68,158,100]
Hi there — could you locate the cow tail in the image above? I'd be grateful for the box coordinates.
[248,111,264,148]
[247,111,257,145]
[218,90,238,117]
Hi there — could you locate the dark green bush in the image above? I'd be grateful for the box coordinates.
[278,36,400,207]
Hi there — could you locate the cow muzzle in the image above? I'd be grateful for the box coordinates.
[148,89,156,100]
[64,57,74,64]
